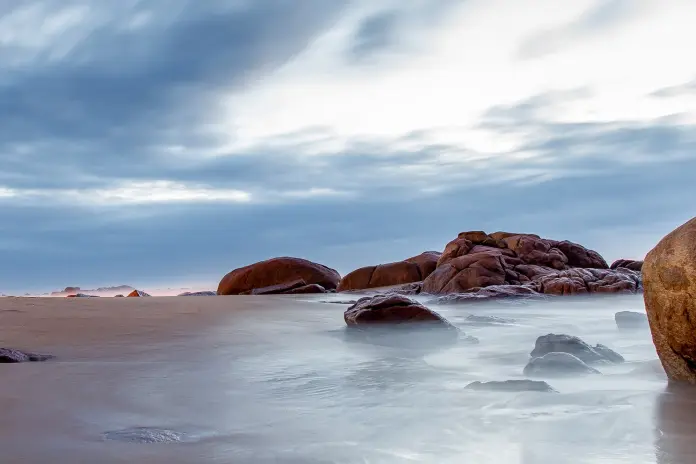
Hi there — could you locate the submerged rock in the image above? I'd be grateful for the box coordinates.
[344,294,451,326]
[524,352,601,377]
[217,257,340,296]
[465,380,557,393]
[463,315,516,326]
[66,293,99,298]
[0,347,54,363]
[615,311,648,329]
[530,334,624,364]
[426,284,541,305]
[643,216,696,382]
[103,427,184,444]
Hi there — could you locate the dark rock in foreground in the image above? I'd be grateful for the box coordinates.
[344,294,451,326]
[615,311,648,329]
[103,427,185,444]
[66,293,99,298]
[178,291,217,297]
[127,290,151,297]
[524,352,601,377]
[530,334,624,364]
[465,380,557,393]
[0,347,54,363]
[218,257,340,295]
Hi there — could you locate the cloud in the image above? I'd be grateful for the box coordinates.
[1,0,696,293]
[651,77,696,98]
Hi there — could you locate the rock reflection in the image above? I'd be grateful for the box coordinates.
[655,383,696,464]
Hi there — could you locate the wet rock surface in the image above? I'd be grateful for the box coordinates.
[0,348,54,363]
[530,334,624,364]
[426,284,542,304]
[465,380,557,393]
[524,352,601,377]
[103,427,187,444]
[462,315,516,326]
[344,294,451,326]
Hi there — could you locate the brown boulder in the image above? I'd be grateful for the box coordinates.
[553,240,608,269]
[643,217,696,382]
[344,294,450,325]
[217,257,340,296]
[535,268,640,295]
[611,259,643,271]
[337,252,439,292]
[127,290,151,297]
[286,284,327,294]
[423,251,508,294]
[501,235,567,270]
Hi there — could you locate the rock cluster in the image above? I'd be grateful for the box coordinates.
[0,348,54,363]
[337,252,440,292]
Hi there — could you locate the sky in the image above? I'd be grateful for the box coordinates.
[1,0,695,293]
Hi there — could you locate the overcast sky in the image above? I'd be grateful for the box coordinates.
[1,0,695,293]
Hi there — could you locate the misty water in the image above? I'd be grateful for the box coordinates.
[4,293,696,463]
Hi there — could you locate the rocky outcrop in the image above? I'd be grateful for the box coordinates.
[530,334,624,364]
[615,311,648,330]
[344,294,451,326]
[127,290,151,297]
[1,348,54,363]
[337,252,440,292]
[426,284,541,305]
[524,352,601,377]
[66,293,99,298]
[422,230,640,296]
[611,259,643,272]
[217,257,340,296]
[643,217,696,382]
[465,380,557,393]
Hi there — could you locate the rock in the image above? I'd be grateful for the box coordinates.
[0,347,54,363]
[63,286,80,293]
[103,427,185,444]
[611,259,643,271]
[114,294,124,298]
[66,293,99,298]
[463,315,516,326]
[530,334,624,364]
[217,257,340,296]
[127,290,150,297]
[342,294,461,355]
[643,216,696,382]
[285,283,327,294]
[465,380,557,393]
[344,294,452,326]
[426,284,541,305]
[423,230,640,296]
[615,311,648,330]
[248,279,308,295]
[524,352,601,377]
[178,291,217,296]
[337,252,439,292]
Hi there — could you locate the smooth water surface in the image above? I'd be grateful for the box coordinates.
[3,294,695,463]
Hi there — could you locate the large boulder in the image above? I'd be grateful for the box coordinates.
[611,259,643,271]
[217,257,340,295]
[643,217,696,382]
[422,230,640,295]
[337,252,440,292]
